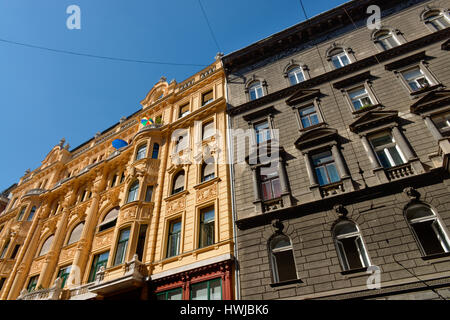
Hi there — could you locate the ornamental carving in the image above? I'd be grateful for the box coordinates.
[2,260,14,274]
[100,188,121,207]
[41,217,59,237]
[30,258,45,275]
[166,196,186,214]
[93,231,114,251]
[59,246,76,263]
[196,184,217,204]
[120,207,138,223]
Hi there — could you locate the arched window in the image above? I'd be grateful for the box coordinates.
[423,10,450,31]
[98,207,119,232]
[248,81,264,101]
[152,143,160,159]
[27,206,37,221]
[329,48,351,69]
[67,222,85,245]
[172,171,185,195]
[405,204,450,256]
[373,29,400,51]
[39,235,54,257]
[287,66,305,85]
[333,220,370,271]
[269,234,297,283]
[127,181,140,203]
[201,159,215,182]
[135,144,147,161]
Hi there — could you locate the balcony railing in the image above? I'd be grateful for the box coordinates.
[386,163,414,180]
[320,180,345,197]
[17,278,63,300]
[23,188,46,197]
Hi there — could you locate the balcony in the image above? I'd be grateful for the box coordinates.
[386,163,414,181]
[68,283,97,300]
[17,278,63,300]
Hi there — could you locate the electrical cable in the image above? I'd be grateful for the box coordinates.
[197,0,222,53]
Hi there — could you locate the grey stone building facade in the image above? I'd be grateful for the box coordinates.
[223,0,450,299]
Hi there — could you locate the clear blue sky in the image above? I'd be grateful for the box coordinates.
[0,0,348,191]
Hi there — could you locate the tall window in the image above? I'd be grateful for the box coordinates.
[331,50,350,69]
[202,90,214,106]
[432,112,450,136]
[287,66,305,85]
[348,87,373,111]
[39,235,54,257]
[174,132,188,153]
[401,67,431,92]
[254,121,271,144]
[406,204,450,256]
[88,251,109,283]
[260,165,281,201]
[145,186,153,202]
[199,207,215,248]
[135,224,148,261]
[202,121,215,140]
[17,206,27,221]
[0,278,6,292]
[67,222,84,245]
[299,105,319,128]
[167,220,181,258]
[10,244,20,259]
[172,171,185,195]
[375,31,400,50]
[425,11,450,30]
[0,240,10,259]
[269,235,297,283]
[98,207,119,232]
[157,288,183,300]
[114,228,130,266]
[191,278,222,300]
[151,143,160,159]
[334,220,370,271]
[58,265,72,288]
[135,144,147,161]
[26,206,37,221]
[127,181,140,203]
[111,174,118,188]
[369,132,406,168]
[27,275,39,292]
[179,103,190,118]
[201,160,215,182]
[311,151,340,186]
[249,82,264,101]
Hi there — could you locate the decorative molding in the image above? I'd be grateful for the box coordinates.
[196,183,218,204]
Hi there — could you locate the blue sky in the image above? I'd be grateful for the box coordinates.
[0,0,348,191]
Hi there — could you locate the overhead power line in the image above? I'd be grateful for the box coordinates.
[197,0,222,53]
[0,37,207,67]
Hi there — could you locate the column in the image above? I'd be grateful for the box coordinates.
[331,144,350,178]
[251,168,261,202]
[360,135,381,169]
[392,126,415,161]
[277,159,290,194]
[303,152,318,186]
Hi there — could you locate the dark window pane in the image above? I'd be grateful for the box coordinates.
[413,221,445,255]
[274,250,297,282]
[340,237,363,270]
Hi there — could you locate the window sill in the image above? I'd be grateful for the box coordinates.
[352,103,383,116]
[164,190,189,202]
[299,122,326,132]
[421,252,450,261]
[269,278,303,288]
[410,84,443,97]
[340,266,368,275]
[193,177,221,190]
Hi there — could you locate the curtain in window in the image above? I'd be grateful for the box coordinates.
[127,181,140,203]
[172,171,185,194]
[39,235,54,256]
[67,222,85,245]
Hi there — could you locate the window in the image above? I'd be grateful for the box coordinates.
[249,82,264,101]
[311,151,340,186]
[135,224,148,261]
[179,104,190,118]
[145,186,153,202]
[0,278,6,292]
[57,265,71,288]
[10,198,17,210]
[334,220,370,271]
[98,207,119,232]
[331,50,350,69]
[27,206,36,221]
[369,132,406,168]
[172,171,185,195]
[114,228,130,266]
[287,66,305,85]
[201,159,215,182]
[432,112,450,136]
[348,87,373,111]
[157,288,183,300]
[298,105,319,128]
[375,31,400,50]
[191,278,222,300]
[269,235,297,283]
[155,115,163,125]
[199,207,215,248]
[27,275,39,292]
[406,204,450,256]
[202,90,214,106]
[39,235,54,257]
[111,174,118,188]
[425,11,450,31]
[260,165,281,201]
[67,222,84,245]
[135,144,147,161]
[151,143,160,159]
[401,67,431,92]
[0,240,9,259]
[127,180,140,203]
[167,219,181,258]
[10,245,20,259]
[17,206,27,221]
[174,132,188,153]
[120,172,125,184]
[88,251,109,283]
[254,121,271,144]
[202,121,215,140]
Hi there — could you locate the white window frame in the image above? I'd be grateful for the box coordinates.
[401,67,432,92]
[270,236,297,283]
[369,131,407,168]
[331,50,351,69]
[424,10,450,31]
[335,227,370,271]
[287,66,306,85]
[248,81,264,101]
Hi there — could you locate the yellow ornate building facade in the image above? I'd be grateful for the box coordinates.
[0,57,234,300]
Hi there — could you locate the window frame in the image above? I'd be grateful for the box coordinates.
[286,66,306,86]
[126,180,140,203]
[423,10,450,32]
[178,103,190,119]
[156,287,183,300]
[190,278,222,300]
[247,81,265,101]
[395,63,440,95]
[166,219,182,258]
[368,131,407,168]
[292,98,325,131]
[151,143,160,159]
[269,234,298,284]
[171,170,185,195]
[198,206,215,249]
[311,150,341,186]
[135,143,147,161]
[201,89,214,106]
[88,251,109,283]
[113,227,131,266]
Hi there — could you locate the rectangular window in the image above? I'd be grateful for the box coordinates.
[432,112,450,136]
[254,121,271,144]
[120,172,125,184]
[369,132,406,168]
[167,220,181,258]
[299,105,319,128]
[402,67,431,92]
[57,265,72,288]
[202,90,214,106]
[311,151,340,186]
[17,206,27,221]
[88,251,109,283]
[199,207,215,248]
[378,34,399,50]
[348,87,373,111]
[202,121,215,140]
[429,15,450,30]
[331,52,350,69]
[249,83,264,101]
[27,275,39,292]
[145,186,153,202]
[179,104,190,118]
[156,288,183,300]
[114,228,130,266]
[260,165,282,201]
[10,244,20,259]
[0,278,5,292]
[111,174,118,188]
[190,278,222,300]
[135,224,148,261]
[0,240,9,259]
